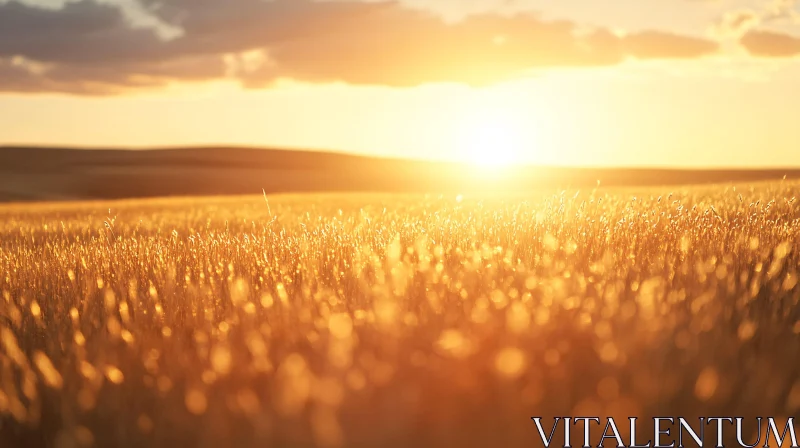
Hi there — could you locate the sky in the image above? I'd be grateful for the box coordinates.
[0,0,799,167]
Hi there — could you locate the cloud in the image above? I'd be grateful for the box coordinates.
[713,10,761,38]
[0,1,165,64]
[0,0,721,94]
[713,0,799,40]
[622,31,720,59]
[740,29,800,56]
[764,0,800,21]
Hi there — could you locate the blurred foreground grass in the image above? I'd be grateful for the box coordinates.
[1,182,800,447]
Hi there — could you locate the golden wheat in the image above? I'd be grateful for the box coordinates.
[1,182,799,447]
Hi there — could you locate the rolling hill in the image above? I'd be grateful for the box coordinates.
[2,146,799,202]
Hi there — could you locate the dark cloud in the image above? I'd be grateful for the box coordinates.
[0,0,722,94]
[740,29,800,57]
[0,59,48,94]
[0,1,167,64]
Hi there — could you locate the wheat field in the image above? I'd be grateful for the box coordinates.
[1,182,800,447]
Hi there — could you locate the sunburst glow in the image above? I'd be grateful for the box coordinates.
[456,93,535,168]
[466,117,520,166]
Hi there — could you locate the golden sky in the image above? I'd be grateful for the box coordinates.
[1,0,799,167]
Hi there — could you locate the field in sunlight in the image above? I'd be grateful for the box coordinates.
[2,182,800,447]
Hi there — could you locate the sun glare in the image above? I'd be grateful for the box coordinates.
[456,95,533,169]
[465,116,521,167]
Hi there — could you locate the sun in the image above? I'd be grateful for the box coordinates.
[465,117,521,167]
[457,100,531,169]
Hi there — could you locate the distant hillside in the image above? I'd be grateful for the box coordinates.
[2,146,799,202]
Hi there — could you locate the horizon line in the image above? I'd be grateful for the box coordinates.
[2,144,800,172]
